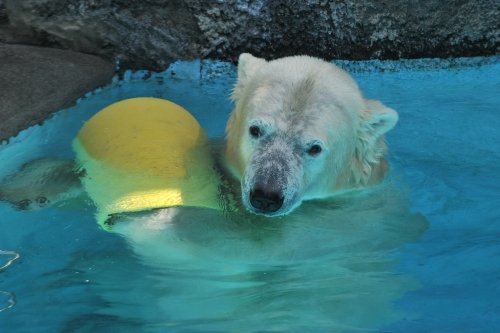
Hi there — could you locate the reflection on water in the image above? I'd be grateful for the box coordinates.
[69,183,427,332]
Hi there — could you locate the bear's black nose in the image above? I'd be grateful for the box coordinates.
[250,188,284,213]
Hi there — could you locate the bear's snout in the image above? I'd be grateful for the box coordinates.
[249,186,284,213]
[241,137,304,216]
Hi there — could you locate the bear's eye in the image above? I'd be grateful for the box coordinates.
[307,144,322,156]
[249,125,262,138]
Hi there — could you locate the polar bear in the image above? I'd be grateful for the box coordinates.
[225,54,399,216]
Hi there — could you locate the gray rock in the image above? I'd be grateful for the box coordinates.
[1,0,203,70]
[1,0,498,71]
[0,43,114,142]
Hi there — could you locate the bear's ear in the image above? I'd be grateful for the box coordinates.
[353,100,398,184]
[365,99,399,138]
[231,53,267,102]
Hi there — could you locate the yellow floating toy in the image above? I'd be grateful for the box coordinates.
[73,97,229,228]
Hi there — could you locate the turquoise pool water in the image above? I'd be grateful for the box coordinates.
[0,57,499,332]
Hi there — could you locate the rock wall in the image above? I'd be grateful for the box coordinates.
[0,43,113,141]
[1,0,499,71]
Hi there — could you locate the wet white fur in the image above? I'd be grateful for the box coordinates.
[225,54,398,215]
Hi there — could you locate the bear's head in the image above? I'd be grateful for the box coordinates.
[225,54,398,216]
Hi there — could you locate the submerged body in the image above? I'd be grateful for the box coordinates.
[0,158,83,210]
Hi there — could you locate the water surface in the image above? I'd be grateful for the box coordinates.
[0,57,499,332]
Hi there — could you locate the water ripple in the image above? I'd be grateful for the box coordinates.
[0,250,20,312]
[0,250,20,271]
[0,291,16,312]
